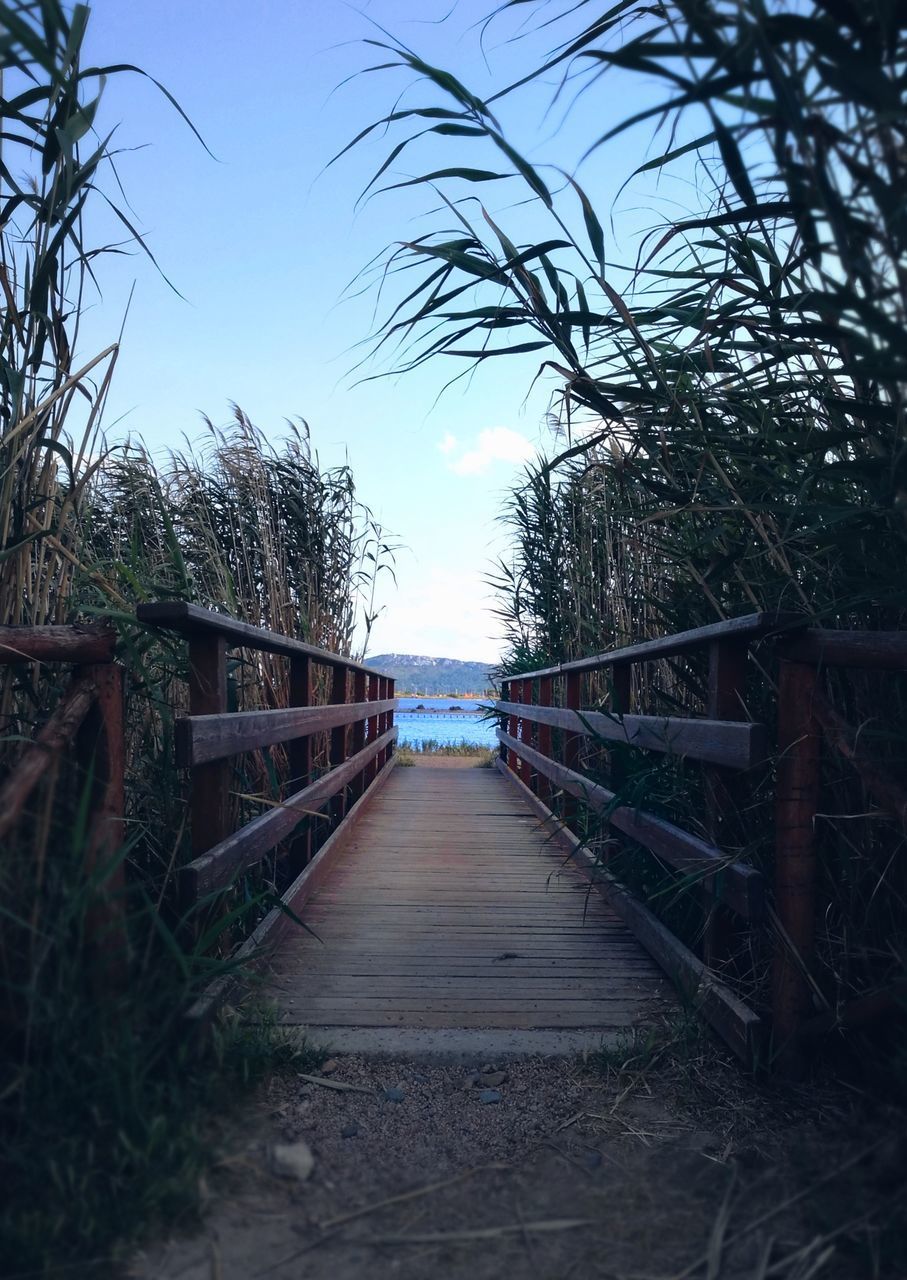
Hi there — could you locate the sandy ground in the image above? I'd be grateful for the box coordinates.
[129,1040,906,1280]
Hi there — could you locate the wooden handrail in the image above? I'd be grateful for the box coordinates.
[511,611,804,680]
[176,699,396,767]
[137,601,388,677]
[0,622,115,665]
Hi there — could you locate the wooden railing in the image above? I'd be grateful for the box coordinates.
[0,623,127,993]
[773,628,907,1053]
[136,603,397,1011]
[496,613,907,1066]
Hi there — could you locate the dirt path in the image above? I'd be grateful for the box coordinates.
[129,1039,906,1280]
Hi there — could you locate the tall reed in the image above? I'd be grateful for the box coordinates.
[350,0,907,1027]
[0,8,391,1269]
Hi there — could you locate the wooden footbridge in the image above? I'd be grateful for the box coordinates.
[4,603,906,1065]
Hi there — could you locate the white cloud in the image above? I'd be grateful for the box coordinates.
[447,426,534,477]
[437,432,458,456]
[365,565,504,663]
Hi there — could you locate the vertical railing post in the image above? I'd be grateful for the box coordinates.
[350,668,367,801]
[386,677,396,763]
[187,631,230,858]
[288,655,312,873]
[329,663,348,825]
[611,661,632,793]
[527,677,539,794]
[537,674,553,805]
[564,670,581,831]
[702,638,749,970]
[507,679,519,773]
[377,675,390,768]
[366,672,379,785]
[517,677,530,786]
[772,659,821,1060]
[499,678,509,763]
[78,662,128,995]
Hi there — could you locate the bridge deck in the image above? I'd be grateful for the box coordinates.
[268,762,675,1038]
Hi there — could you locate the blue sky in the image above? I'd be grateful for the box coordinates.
[77,0,669,661]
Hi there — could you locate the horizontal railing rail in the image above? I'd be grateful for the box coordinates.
[138,602,397,998]
[136,601,386,677]
[495,701,767,771]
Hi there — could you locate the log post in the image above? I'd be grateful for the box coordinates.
[772,659,821,1060]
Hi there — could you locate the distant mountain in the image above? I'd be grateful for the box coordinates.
[367,653,497,695]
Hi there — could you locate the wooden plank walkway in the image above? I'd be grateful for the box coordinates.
[268,762,675,1047]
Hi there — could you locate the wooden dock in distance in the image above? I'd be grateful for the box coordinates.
[267,762,676,1053]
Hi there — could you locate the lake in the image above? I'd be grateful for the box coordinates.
[394,695,498,750]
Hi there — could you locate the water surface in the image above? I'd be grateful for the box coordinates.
[395,695,497,749]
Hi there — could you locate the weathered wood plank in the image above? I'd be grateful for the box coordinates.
[269,763,676,1032]
[495,701,767,770]
[514,611,804,681]
[137,600,388,677]
[176,699,396,766]
[0,623,115,666]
